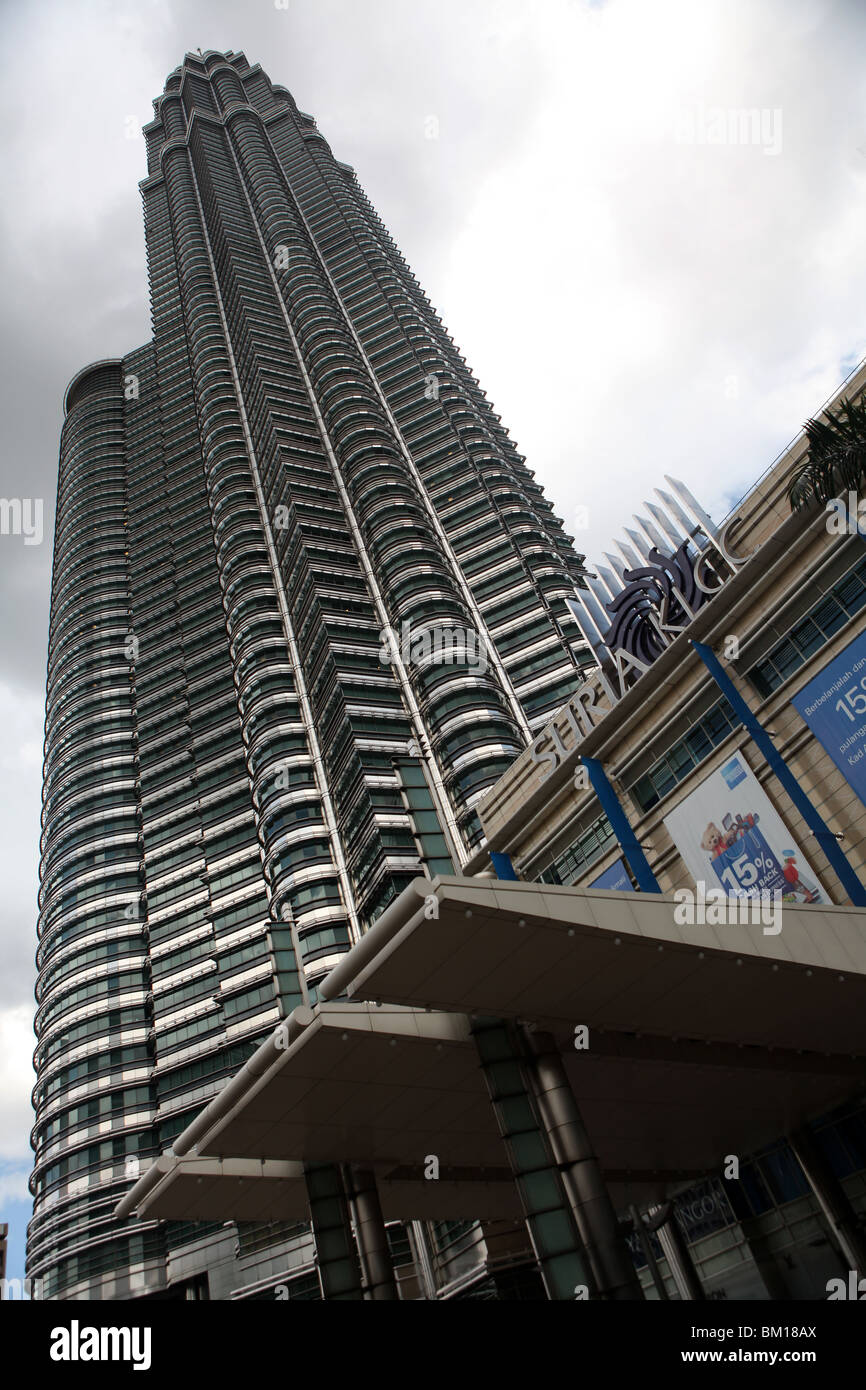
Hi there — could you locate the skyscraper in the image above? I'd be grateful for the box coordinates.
[29,49,589,1300]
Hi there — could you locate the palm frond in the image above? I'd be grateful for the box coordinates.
[788,396,866,511]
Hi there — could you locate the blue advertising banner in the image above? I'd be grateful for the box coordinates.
[709,825,795,900]
[588,857,633,891]
[791,630,866,808]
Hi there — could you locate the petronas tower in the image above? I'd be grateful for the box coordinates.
[30,49,588,1299]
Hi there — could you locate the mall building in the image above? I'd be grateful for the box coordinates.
[118,358,866,1301]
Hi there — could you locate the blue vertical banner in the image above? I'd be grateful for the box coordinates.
[791,630,866,808]
[489,851,519,881]
[588,857,634,892]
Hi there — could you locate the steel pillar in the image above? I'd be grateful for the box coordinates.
[646,1202,705,1301]
[407,1220,437,1301]
[344,1165,399,1300]
[789,1128,866,1274]
[524,1029,642,1300]
[472,1017,594,1301]
[630,1204,669,1300]
[304,1161,364,1300]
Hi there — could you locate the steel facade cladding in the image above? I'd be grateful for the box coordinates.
[30,49,590,1299]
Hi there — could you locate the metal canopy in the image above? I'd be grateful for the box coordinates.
[115,1153,522,1224]
[117,1156,310,1222]
[173,1004,505,1170]
[114,879,866,1227]
[320,877,866,1054]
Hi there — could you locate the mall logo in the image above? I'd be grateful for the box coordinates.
[49,1320,152,1371]
[564,480,757,705]
[379,621,487,673]
[673,884,782,935]
[826,1270,866,1299]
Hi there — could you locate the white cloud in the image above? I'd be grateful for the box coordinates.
[430,0,866,557]
[0,683,43,1012]
[0,1005,36,1163]
[3,0,866,563]
[0,1169,32,1207]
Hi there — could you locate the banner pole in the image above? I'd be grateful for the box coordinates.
[581,756,661,893]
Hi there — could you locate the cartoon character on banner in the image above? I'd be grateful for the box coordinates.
[698,809,820,903]
[780,850,821,904]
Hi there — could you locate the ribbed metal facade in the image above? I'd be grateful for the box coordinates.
[29,49,589,1300]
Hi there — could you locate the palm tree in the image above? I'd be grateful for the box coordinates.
[788,395,866,511]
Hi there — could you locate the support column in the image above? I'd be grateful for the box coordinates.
[646,1202,705,1301]
[304,1162,364,1300]
[472,1017,594,1301]
[524,1029,642,1301]
[407,1221,437,1301]
[344,1165,399,1300]
[629,1204,669,1300]
[789,1128,866,1274]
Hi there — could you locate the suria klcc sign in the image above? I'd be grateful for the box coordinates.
[532,478,753,780]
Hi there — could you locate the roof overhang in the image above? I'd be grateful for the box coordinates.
[115,1152,522,1224]
[115,878,866,1226]
[319,877,866,1054]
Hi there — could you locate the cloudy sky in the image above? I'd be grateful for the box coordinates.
[2,0,866,1283]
